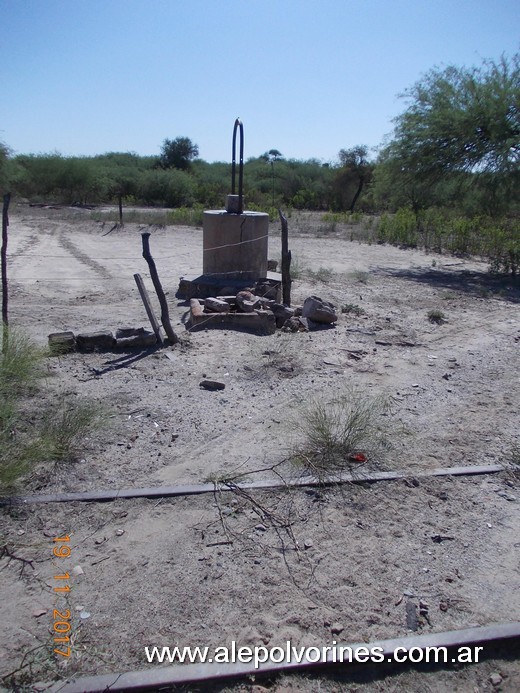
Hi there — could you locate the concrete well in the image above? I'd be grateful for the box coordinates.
[202,210,269,281]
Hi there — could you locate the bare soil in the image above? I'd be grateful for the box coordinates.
[1,206,519,692]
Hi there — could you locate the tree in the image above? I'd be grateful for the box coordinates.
[0,142,10,191]
[261,150,283,206]
[159,137,199,171]
[378,52,519,214]
[337,145,372,212]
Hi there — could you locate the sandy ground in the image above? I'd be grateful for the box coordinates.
[0,205,519,691]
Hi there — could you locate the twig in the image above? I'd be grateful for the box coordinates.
[1,644,47,682]
[0,544,35,575]
[206,540,233,547]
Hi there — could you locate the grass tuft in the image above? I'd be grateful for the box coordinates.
[290,389,393,478]
[341,303,366,316]
[427,309,447,324]
[0,329,104,489]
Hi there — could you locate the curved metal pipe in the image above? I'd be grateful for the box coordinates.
[231,118,244,214]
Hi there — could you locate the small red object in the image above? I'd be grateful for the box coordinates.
[349,453,367,462]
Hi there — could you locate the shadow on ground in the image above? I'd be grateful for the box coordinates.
[373,266,520,303]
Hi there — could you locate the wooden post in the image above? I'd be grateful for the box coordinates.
[278,208,292,307]
[118,193,123,225]
[141,232,180,345]
[1,193,10,353]
[133,273,164,346]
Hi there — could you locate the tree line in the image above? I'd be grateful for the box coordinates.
[1,52,518,222]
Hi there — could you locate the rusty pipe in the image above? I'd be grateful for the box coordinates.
[231,118,244,214]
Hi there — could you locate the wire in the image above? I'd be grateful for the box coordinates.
[202,234,269,253]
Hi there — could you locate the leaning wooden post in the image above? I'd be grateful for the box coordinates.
[1,193,10,353]
[133,273,164,346]
[278,208,292,306]
[141,232,180,345]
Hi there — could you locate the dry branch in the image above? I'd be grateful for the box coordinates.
[141,232,179,345]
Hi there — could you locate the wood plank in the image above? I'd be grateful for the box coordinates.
[133,273,164,345]
[0,464,504,506]
[48,621,520,692]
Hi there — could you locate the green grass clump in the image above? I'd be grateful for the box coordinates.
[341,303,366,316]
[0,329,103,489]
[427,309,447,324]
[165,205,204,226]
[291,389,392,478]
[33,401,102,463]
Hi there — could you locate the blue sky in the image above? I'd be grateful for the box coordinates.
[0,0,518,163]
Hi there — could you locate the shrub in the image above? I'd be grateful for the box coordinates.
[427,309,446,324]
[341,303,366,316]
[166,205,204,226]
[0,330,103,489]
[377,208,418,247]
[291,389,392,478]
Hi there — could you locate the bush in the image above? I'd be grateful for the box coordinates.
[166,205,204,226]
[377,208,418,247]
[0,330,103,489]
[291,389,392,478]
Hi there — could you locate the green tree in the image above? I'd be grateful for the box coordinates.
[335,145,372,212]
[159,137,199,171]
[0,141,10,191]
[377,52,519,215]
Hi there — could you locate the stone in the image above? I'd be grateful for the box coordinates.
[254,278,281,301]
[116,331,157,349]
[200,379,226,391]
[406,601,418,631]
[330,623,344,635]
[76,331,115,352]
[302,295,338,324]
[240,299,261,312]
[270,303,295,328]
[115,327,147,339]
[205,297,231,313]
[282,316,301,332]
[490,673,503,686]
[281,316,310,332]
[236,291,261,313]
[48,331,76,354]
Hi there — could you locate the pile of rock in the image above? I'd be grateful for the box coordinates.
[193,293,338,333]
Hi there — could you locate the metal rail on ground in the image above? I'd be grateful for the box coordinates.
[47,622,520,693]
[0,464,504,506]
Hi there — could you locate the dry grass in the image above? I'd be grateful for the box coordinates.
[0,330,103,489]
[290,388,394,479]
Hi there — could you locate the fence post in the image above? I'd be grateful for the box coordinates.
[1,193,10,352]
[278,209,292,307]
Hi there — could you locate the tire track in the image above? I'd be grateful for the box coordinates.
[10,232,41,258]
[58,233,113,279]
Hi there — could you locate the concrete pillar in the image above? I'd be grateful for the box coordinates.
[203,210,269,280]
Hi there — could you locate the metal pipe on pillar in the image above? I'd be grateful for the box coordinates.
[202,118,269,282]
[177,119,280,302]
